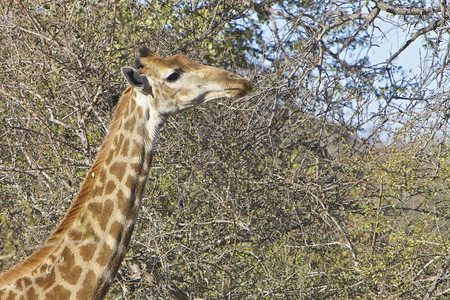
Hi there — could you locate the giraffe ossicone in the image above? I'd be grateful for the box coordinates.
[0,47,251,299]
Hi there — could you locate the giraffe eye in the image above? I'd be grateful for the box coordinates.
[165,72,180,82]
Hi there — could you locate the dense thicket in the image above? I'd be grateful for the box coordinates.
[0,1,448,298]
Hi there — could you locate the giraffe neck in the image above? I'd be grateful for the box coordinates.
[0,87,163,299]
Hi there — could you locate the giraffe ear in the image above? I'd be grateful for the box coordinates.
[121,67,153,97]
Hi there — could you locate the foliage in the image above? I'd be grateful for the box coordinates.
[0,0,448,298]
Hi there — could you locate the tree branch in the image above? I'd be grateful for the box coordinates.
[374,1,443,16]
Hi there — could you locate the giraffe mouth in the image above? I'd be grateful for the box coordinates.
[194,83,252,106]
[203,90,241,103]
[225,88,249,98]
[224,81,252,98]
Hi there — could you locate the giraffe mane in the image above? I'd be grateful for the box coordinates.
[0,86,134,286]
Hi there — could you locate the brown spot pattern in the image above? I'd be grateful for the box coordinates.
[130,163,141,175]
[128,98,136,112]
[76,270,96,300]
[105,149,115,166]
[96,243,113,267]
[38,264,49,274]
[131,140,142,157]
[104,180,116,195]
[125,175,135,190]
[14,278,24,290]
[124,116,136,132]
[124,102,130,116]
[114,133,124,154]
[117,189,128,215]
[59,248,82,285]
[68,228,82,241]
[23,277,32,287]
[88,202,102,218]
[26,287,37,299]
[92,185,104,198]
[99,168,107,183]
[79,243,96,262]
[109,161,127,182]
[45,285,71,299]
[5,290,17,300]
[34,266,55,290]
[99,200,114,231]
[109,221,124,239]
[120,138,130,156]
[137,106,143,118]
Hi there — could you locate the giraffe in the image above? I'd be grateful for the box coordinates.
[0,46,251,299]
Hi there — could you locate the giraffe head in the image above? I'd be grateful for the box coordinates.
[121,47,252,117]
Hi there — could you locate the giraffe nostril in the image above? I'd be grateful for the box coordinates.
[227,73,243,81]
